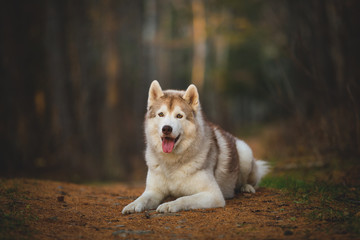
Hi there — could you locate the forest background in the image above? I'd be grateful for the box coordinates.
[1,0,359,183]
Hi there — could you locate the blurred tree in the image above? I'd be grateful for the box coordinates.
[265,0,360,159]
[191,0,207,89]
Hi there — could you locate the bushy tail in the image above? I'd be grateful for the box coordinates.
[253,160,271,188]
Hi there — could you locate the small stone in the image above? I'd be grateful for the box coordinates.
[114,225,125,228]
[133,230,153,235]
[112,230,126,235]
[47,216,58,221]
[112,230,152,236]
[284,230,293,236]
[57,196,64,202]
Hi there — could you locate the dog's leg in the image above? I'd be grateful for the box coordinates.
[156,191,225,213]
[122,190,164,214]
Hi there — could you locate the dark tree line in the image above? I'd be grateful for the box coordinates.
[0,1,148,181]
[269,0,360,159]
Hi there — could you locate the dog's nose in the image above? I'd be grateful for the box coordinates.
[162,125,172,135]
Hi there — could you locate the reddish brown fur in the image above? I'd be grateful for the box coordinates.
[222,129,240,173]
[209,124,220,175]
[208,122,240,173]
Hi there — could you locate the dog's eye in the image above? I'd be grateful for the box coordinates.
[176,114,183,119]
[158,112,164,117]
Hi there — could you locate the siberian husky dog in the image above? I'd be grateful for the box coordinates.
[122,80,269,214]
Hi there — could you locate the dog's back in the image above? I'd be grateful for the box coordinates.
[194,117,270,199]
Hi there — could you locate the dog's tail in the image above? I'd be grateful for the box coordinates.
[253,159,271,188]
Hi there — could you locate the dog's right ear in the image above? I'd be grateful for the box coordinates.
[148,80,163,108]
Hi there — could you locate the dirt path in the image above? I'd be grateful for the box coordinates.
[1,178,357,240]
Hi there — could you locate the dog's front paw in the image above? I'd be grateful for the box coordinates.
[122,201,146,214]
[156,201,183,213]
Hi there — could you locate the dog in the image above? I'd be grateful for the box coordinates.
[122,80,269,214]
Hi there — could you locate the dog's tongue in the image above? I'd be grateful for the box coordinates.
[162,138,175,153]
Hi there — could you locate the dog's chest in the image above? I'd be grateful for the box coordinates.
[158,163,197,197]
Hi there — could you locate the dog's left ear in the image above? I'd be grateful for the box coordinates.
[183,84,199,111]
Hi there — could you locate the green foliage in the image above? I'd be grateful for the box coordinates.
[0,181,36,240]
[260,176,310,192]
[261,175,360,204]
[261,175,360,236]
[309,208,360,235]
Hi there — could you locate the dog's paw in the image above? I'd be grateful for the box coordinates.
[240,184,256,193]
[122,201,146,214]
[156,201,183,213]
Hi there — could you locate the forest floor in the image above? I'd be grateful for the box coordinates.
[1,176,360,240]
[1,126,360,239]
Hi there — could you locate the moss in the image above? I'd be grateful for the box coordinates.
[260,175,360,236]
[0,180,36,240]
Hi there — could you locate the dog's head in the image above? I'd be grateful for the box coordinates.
[145,80,200,154]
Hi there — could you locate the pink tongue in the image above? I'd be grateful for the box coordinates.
[162,138,175,153]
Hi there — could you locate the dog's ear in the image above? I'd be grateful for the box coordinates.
[148,80,163,108]
[183,84,199,111]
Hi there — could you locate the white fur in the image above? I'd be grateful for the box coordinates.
[253,160,271,188]
[122,81,269,214]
